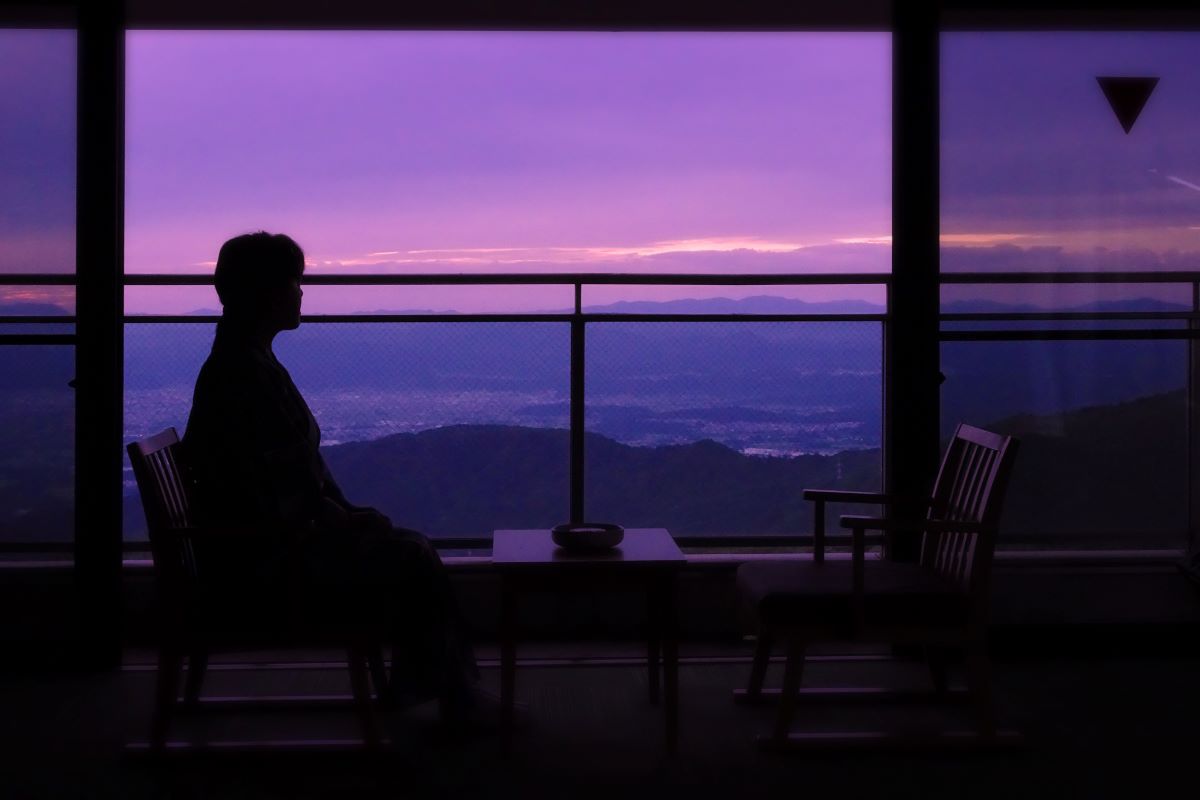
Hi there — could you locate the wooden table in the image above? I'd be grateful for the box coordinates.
[492,528,686,755]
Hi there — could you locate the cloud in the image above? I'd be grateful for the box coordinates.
[305,240,892,276]
[0,285,75,310]
[939,233,1043,246]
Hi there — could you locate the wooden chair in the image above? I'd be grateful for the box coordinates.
[734,423,1020,750]
[127,428,390,751]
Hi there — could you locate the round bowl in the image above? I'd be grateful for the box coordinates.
[552,522,625,551]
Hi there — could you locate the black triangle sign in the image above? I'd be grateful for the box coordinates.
[1096,76,1159,134]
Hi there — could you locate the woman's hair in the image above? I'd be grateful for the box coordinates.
[213,232,305,312]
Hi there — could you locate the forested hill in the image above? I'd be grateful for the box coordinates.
[111,389,1188,543]
[320,387,1186,541]
[321,425,881,538]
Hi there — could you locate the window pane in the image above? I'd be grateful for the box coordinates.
[0,346,74,543]
[942,32,1200,273]
[0,29,76,548]
[585,321,882,537]
[940,32,1199,550]
[124,322,569,541]
[0,30,75,275]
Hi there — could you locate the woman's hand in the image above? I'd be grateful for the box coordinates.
[349,506,393,533]
[315,495,353,529]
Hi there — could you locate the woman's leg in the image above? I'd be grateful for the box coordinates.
[354,526,480,703]
[293,524,480,710]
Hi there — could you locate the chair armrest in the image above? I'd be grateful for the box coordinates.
[804,491,892,563]
[819,530,887,543]
[802,489,893,504]
[163,525,278,541]
[838,516,989,535]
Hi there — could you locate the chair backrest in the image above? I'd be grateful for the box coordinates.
[127,428,199,591]
[920,424,1019,597]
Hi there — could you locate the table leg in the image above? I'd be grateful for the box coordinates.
[500,576,516,755]
[647,585,661,706]
[661,573,679,756]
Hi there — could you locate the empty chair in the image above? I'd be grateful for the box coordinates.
[735,423,1020,749]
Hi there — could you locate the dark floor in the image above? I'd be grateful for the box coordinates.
[2,641,1197,799]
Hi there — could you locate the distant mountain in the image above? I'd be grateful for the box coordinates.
[0,302,71,316]
[326,392,1185,543]
[319,424,881,538]
[580,295,885,315]
[105,387,1185,545]
[315,386,1183,544]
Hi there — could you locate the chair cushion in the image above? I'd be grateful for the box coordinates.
[182,579,390,644]
[736,560,971,629]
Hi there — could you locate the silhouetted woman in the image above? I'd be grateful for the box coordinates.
[183,231,486,726]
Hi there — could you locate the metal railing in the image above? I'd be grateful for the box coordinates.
[6,268,1199,553]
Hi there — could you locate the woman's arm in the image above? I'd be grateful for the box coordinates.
[317,454,392,531]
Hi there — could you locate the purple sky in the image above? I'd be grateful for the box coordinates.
[0,30,75,283]
[121,31,891,312]
[4,30,1200,313]
[940,32,1200,306]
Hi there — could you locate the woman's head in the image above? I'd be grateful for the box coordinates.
[214,232,305,330]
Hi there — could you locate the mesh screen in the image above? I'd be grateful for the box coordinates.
[0,346,74,543]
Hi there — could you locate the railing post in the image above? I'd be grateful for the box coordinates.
[570,282,585,522]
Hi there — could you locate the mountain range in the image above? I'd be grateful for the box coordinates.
[109,386,1189,548]
[0,295,1188,548]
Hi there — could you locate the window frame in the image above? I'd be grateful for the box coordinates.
[9,0,1200,669]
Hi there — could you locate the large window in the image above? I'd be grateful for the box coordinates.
[941,32,1200,550]
[0,29,76,547]
[123,31,891,542]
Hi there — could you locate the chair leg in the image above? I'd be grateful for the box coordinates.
[347,646,382,748]
[366,644,388,704]
[151,644,184,750]
[925,644,949,695]
[965,638,997,739]
[745,630,774,699]
[770,637,807,743]
[647,587,661,706]
[183,646,208,707]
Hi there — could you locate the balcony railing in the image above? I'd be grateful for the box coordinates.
[4,269,1198,555]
